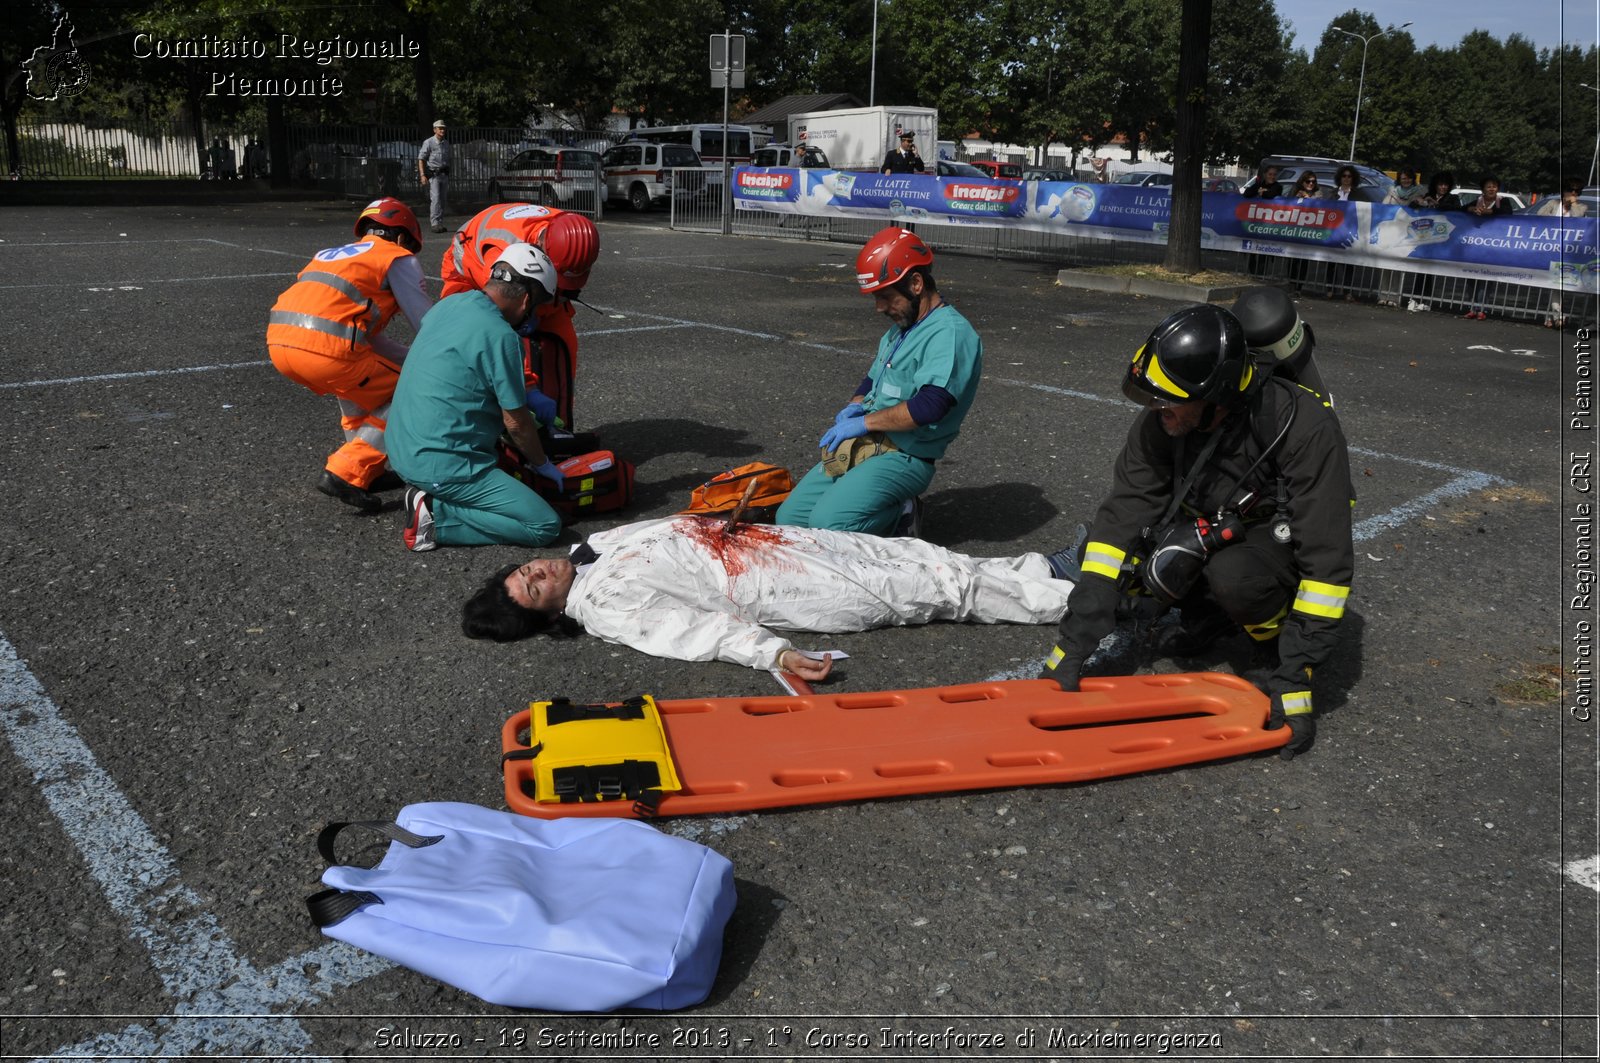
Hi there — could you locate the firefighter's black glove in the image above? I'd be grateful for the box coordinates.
[1039,646,1083,692]
[1264,693,1315,761]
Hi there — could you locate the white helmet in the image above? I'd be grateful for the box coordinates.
[488,242,556,304]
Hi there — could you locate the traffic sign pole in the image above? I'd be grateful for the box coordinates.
[710,31,745,236]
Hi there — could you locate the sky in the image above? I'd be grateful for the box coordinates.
[1270,0,1599,54]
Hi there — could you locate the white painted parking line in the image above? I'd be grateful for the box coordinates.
[0,239,207,247]
[0,273,296,291]
[198,239,315,259]
[1467,344,1542,358]
[1345,446,1510,542]
[0,360,271,390]
[584,323,694,337]
[593,305,783,342]
[990,374,1134,407]
[1,634,384,1061]
[592,305,859,355]
[1563,855,1600,893]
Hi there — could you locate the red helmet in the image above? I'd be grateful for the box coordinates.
[540,212,600,292]
[355,197,421,252]
[855,226,934,293]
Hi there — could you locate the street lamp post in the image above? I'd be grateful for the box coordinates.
[1580,83,1600,188]
[1332,21,1412,162]
[870,0,879,107]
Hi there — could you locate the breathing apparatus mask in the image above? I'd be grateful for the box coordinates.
[1141,391,1297,606]
[1143,492,1257,605]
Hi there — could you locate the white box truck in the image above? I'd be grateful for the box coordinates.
[787,106,938,172]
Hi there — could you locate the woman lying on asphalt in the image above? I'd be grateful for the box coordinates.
[461,516,1079,682]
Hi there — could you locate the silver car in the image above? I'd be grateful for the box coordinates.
[488,147,602,208]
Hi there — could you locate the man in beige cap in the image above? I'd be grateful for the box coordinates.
[417,119,452,232]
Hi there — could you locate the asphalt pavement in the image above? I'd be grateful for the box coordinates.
[0,200,1594,1060]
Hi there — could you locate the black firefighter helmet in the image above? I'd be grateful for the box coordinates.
[1122,304,1254,409]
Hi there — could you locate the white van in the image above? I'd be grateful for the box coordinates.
[601,141,704,211]
[750,143,830,168]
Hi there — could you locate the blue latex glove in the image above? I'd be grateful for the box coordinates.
[525,388,559,427]
[833,402,867,426]
[819,415,871,451]
[532,459,565,490]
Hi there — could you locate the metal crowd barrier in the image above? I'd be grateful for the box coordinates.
[667,167,731,228]
[673,185,1590,327]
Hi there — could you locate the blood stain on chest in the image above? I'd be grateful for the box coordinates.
[678,517,790,580]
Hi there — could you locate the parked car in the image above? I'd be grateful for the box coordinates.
[1022,168,1074,182]
[488,146,602,207]
[1517,193,1600,215]
[374,140,417,163]
[1241,155,1394,201]
[751,143,830,168]
[289,142,366,183]
[1453,187,1527,211]
[601,141,705,211]
[969,159,1024,179]
[1201,177,1239,193]
[935,159,991,178]
[1113,170,1173,188]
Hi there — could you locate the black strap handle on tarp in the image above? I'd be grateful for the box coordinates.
[316,819,444,866]
[305,819,446,929]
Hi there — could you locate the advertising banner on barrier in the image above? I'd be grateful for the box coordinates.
[733,168,1599,293]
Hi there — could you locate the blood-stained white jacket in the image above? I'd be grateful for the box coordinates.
[564,517,1073,670]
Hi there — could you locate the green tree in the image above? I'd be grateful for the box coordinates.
[997,0,1169,164]
[739,0,878,100]
[879,0,1009,141]
[1301,11,1421,165]
[1205,0,1302,166]
[1547,44,1600,190]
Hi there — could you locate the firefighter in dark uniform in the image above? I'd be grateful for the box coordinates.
[1040,302,1354,760]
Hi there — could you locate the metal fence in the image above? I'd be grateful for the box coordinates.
[281,124,620,217]
[672,182,1590,326]
[7,118,621,207]
[8,119,235,179]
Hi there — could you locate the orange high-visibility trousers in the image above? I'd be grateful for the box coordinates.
[269,343,401,489]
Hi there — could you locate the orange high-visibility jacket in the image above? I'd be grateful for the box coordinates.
[440,203,569,295]
[267,238,413,358]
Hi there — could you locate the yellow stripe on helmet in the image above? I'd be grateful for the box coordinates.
[1142,352,1191,399]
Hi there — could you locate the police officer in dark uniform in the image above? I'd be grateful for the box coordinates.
[881,132,926,174]
[1040,302,1354,760]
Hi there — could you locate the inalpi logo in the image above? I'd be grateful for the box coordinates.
[740,173,792,190]
[1235,202,1344,229]
[946,183,1019,203]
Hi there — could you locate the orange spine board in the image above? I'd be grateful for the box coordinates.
[500,673,1289,819]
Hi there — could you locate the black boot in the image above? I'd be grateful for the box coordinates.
[1241,636,1281,693]
[1151,602,1236,658]
[317,470,382,514]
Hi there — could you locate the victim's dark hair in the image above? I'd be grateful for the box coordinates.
[461,562,582,642]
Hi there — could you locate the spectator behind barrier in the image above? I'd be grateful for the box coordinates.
[1243,164,1283,199]
[1289,172,1325,200]
[1464,177,1514,218]
[1417,172,1462,211]
[1537,178,1589,217]
[1384,168,1425,206]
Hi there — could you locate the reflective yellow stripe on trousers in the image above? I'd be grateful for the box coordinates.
[1292,579,1348,620]
[1081,541,1126,581]
[1280,690,1313,716]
